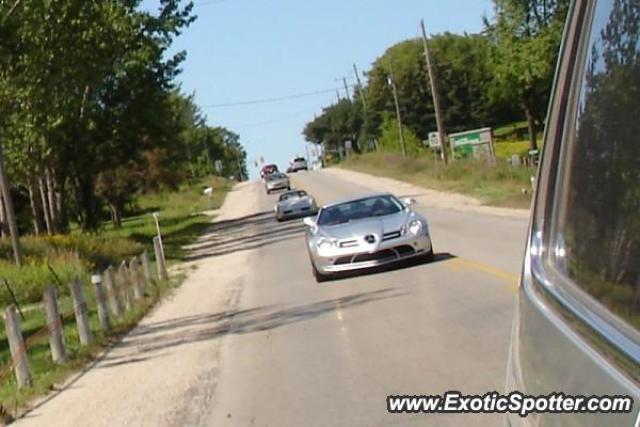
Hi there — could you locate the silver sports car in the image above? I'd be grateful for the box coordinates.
[264,172,290,194]
[274,190,318,221]
[303,193,433,282]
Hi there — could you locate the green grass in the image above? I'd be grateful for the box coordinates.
[494,140,532,159]
[97,176,231,264]
[0,176,231,420]
[339,151,535,209]
[0,276,179,420]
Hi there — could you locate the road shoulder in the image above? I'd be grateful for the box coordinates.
[14,181,262,427]
[324,167,530,219]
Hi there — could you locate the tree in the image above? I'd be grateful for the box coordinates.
[0,0,197,231]
[303,99,363,155]
[487,0,570,150]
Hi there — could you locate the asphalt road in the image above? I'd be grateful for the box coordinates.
[15,170,528,427]
[206,170,527,426]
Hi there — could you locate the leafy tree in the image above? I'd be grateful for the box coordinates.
[487,0,570,150]
[377,116,424,157]
[303,99,363,154]
[0,0,201,231]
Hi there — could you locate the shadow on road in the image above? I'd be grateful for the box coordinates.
[183,211,307,262]
[98,288,404,367]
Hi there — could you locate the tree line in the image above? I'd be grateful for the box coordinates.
[304,0,570,157]
[0,0,247,237]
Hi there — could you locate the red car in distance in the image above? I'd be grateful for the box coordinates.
[260,164,278,179]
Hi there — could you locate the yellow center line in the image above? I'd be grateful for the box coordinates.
[445,257,519,293]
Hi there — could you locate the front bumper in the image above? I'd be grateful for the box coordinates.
[267,182,289,191]
[277,205,317,219]
[310,234,432,273]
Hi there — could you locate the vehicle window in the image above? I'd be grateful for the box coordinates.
[550,0,640,331]
[279,191,305,201]
[317,195,403,226]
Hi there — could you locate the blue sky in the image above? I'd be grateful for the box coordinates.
[143,0,494,178]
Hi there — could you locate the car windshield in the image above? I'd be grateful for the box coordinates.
[317,195,404,226]
[267,173,285,181]
[279,191,307,201]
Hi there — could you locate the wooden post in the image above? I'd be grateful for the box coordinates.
[118,261,132,311]
[103,266,123,317]
[43,286,67,364]
[69,279,92,345]
[4,305,33,387]
[91,274,111,332]
[141,250,153,285]
[153,236,168,281]
[129,257,144,300]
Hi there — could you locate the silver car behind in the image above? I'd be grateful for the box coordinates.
[274,190,318,221]
[264,173,290,194]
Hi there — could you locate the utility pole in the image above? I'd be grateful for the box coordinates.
[387,69,407,159]
[352,64,367,108]
[420,19,449,165]
[0,145,22,266]
[354,64,378,151]
[235,148,244,181]
[342,77,351,101]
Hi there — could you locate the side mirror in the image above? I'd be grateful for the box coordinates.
[303,217,316,228]
[401,197,416,207]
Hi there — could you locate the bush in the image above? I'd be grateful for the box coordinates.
[0,235,142,271]
[377,117,426,157]
[0,251,88,306]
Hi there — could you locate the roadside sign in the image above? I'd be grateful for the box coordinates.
[428,132,441,148]
[214,160,223,174]
[449,128,492,148]
[448,127,495,163]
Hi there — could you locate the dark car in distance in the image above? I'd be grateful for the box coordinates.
[260,164,278,179]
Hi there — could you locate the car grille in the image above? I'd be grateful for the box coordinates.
[333,245,416,265]
[353,249,396,263]
[382,230,402,241]
[339,239,358,248]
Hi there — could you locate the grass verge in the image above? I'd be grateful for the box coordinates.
[0,176,231,420]
[339,152,534,209]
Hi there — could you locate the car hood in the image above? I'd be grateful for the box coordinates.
[267,178,288,185]
[318,211,410,240]
[278,197,312,207]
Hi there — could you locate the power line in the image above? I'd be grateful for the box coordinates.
[224,106,317,128]
[194,0,229,7]
[201,86,355,109]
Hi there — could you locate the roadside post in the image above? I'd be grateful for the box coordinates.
[129,257,144,299]
[69,279,92,345]
[92,274,111,332]
[43,286,67,364]
[141,250,153,286]
[118,261,132,311]
[153,236,168,281]
[152,212,166,270]
[103,266,123,317]
[3,305,32,388]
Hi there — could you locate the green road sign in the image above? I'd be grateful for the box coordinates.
[448,127,494,160]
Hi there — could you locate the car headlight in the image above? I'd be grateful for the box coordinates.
[408,219,423,236]
[317,237,337,249]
